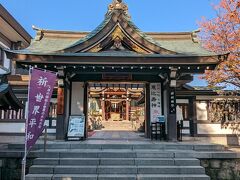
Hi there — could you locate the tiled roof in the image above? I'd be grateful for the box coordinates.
[10,6,217,57]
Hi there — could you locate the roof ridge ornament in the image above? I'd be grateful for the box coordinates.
[106,0,131,19]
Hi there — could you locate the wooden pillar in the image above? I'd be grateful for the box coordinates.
[190,97,198,137]
[145,83,151,138]
[56,79,64,140]
[83,82,88,139]
[126,100,130,121]
[167,87,177,141]
[56,77,70,140]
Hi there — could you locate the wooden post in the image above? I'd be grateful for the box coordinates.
[126,100,130,121]
[145,83,151,138]
[56,82,65,140]
[83,82,88,139]
[167,86,177,141]
[57,87,64,115]
[101,99,105,121]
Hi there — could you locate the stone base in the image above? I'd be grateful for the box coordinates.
[183,135,239,146]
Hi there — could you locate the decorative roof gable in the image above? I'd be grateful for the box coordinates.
[61,0,178,55]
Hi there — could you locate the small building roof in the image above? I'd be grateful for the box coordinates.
[0,66,23,110]
[0,4,31,48]
[0,83,24,110]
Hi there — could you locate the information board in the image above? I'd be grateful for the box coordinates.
[150,83,162,122]
[67,115,85,140]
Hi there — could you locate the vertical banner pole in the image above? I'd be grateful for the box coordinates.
[21,67,56,179]
[21,67,31,180]
[44,125,47,152]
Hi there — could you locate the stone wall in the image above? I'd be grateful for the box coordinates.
[201,159,240,180]
[0,158,33,180]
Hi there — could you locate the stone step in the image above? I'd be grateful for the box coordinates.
[25,174,53,180]
[98,174,136,180]
[7,143,225,151]
[27,150,238,159]
[29,165,205,175]
[136,152,174,158]
[26,174,210,180]
[137,174,210,180]
[137,166,205,174]
[58,151,138,158]
[33,158,200,166]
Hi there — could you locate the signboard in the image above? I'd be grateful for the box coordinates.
[150,83,162,122]
[26,68,56,151]
[67,115,85,140]
[157,115,165,123]
[169,88,176,114]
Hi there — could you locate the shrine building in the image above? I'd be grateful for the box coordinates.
[4,0,238,143]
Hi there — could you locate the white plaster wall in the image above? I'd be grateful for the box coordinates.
[0,122,56,133]
[0,123,25,133]
[71,82,84,115]
[196,102,208,120]
[198,124,234,134]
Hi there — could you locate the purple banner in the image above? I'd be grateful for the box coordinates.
[26,68,56,151]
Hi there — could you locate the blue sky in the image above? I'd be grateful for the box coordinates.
[1,0,219,36]
[1,0,220,86]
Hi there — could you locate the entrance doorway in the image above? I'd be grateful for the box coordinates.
[87,82,145,133]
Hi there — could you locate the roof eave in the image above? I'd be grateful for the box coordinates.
[6,50,220,66]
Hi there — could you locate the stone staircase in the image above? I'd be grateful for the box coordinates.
[24,143,226,180]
